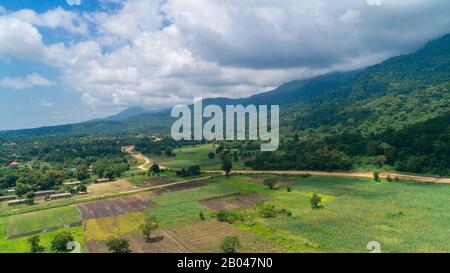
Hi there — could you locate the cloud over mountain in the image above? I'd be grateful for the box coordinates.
[1,0,450,111]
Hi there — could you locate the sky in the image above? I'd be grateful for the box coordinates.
[1,0,450,130]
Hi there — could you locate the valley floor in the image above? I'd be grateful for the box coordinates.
[1,143,449,253]
[1,173,450,253]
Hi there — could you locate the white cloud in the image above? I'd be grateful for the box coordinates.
[0,73,55,90]
[1,0,450,112]
[0,16,44,59]
[367,0,382,6]
[10,7,88,34]
[67,0,82,6]
[40,100,53,107]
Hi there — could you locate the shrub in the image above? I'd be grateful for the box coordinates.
[107,238,131,253]
[51,231,74,252]
[215,210,244,224]
[263,178,277,190]
[373,172,380,182]
[220,236,240,253]
[310,193,323,209]
[256,202,278,218]
[28,235,45,253]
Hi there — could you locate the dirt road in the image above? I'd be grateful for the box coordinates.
[202,170,450,184]
[122,145,167,170]
[122,146,450,184]
[122,145,151,170]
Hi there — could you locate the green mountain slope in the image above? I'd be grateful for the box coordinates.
[0,70,359,139]
[246,34,450,175]
[289,34,450,134]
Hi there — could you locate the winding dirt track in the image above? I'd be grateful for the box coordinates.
[122,145,152,170]
[122,146,450,184]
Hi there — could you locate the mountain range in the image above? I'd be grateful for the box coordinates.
[1,34,449,141]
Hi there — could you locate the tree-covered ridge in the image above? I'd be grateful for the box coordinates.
[288,34,450,134]
[245,111,450,175]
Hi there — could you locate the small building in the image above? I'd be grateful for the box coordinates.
[49,193,72,200]
[0,195,17,202]
[95,178,111,183]
[35,190,55,196]
[7,188,15,193]
[8,161,20,168]
[8,199,27,206]
[63,181,82,186]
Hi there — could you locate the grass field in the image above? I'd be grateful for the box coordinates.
[146,174,450,253]
[271,176,450,252]
[124,170,210,186]
[85,212,146,241]
[150,144,248,170]
[2,173,450,253]
[6,206,82,237]
[0,217,85,253]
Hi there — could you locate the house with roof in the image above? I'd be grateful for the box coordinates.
[8,161,20,168]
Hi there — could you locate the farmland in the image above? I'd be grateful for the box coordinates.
[150,144,248,170]
[2,171,449,253]
[1,143,450,253]
[6,206,82,238]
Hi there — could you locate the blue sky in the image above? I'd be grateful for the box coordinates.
[1,0,450,131]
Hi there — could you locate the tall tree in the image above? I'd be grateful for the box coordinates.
[140,216,159,242]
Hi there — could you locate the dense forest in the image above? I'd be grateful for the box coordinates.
[244,112,450,175]
[0,136,133,195]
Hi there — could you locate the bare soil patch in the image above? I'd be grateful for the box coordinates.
[201,192,270,211]
[153,182,206,195]
[76,194,155,220]
[139,176,175,187]
[86,230,188,253]
[86,220,278,253]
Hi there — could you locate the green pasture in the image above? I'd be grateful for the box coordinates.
[0,216,85,253]
[151,144,248,170]
[6,206,82,237]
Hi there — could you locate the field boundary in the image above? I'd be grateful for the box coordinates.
[0,176,215,217]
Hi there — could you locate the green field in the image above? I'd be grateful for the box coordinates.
[0,216,85,253]
[144,174,450,252]
[6,206,82,237]
[124,170,210,186]
[151,144,248,170]
[1,173,449,253]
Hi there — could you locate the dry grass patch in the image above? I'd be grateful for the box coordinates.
[85,212,146,242]
[88,180,136,195]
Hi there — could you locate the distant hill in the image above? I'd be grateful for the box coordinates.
[0,70,359,138]
[1,34,450,143]
[103,106,162,121]
[201,70,360,108]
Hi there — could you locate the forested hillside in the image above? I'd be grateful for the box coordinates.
[1,35,449,175]
[288,34,450,133]
[248,34,450,175]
